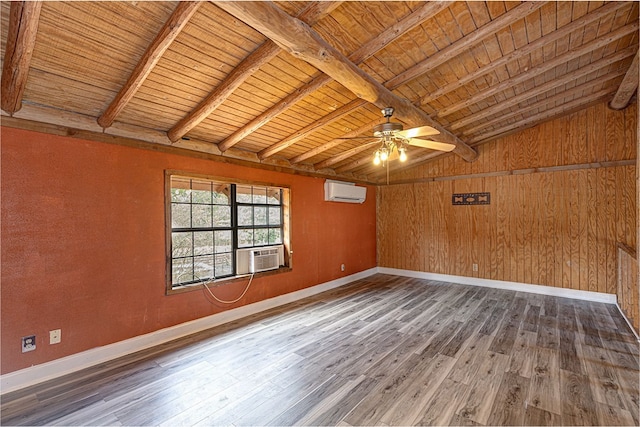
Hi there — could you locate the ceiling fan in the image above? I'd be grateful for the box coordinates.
[371,107,456,165]
[340,107,456,166]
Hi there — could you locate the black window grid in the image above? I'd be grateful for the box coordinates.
[170,180,284,287]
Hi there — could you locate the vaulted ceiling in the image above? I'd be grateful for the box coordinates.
[1,1,638,184]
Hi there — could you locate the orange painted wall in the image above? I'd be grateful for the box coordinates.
[1,127,377,374]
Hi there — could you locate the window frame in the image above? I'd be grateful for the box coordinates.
[235,185,285,248]
[165,170,291,295]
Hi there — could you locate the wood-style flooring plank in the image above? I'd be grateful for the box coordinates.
[523,406,562,425]
[560,369,600,426]
[594,401,636,426]
[1,274,638,427]
[263,374,353,426]
[486,372,530,425]
[454,351,509,425]
[527,347,562,415]
[581,344,630,410]
[449,412,482,426]
[440,298,496,358]
[227,369,339,426]
[478,305,506,336]
[414,378,469,426]
[342,352,434,426]
[446,332,495,386]
[489,297,527,355]
[376,353,456,426]
[522,304,541,332]
[575,303,604,347]
[507,330,537,378]
[612,355,640,426]
[297,376,378,426]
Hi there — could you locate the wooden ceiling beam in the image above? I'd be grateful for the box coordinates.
[452,50,634,132]
[345,1,453,65]
[97,2,201,129]
[420,1,630,106]
[257,99,366,159]
[289,117,385,164]
[376,85,623,178]
[470,89,616,145]
[437,23,639,118]
[167,1,341,143]
[167,39,284,142]
[214,1,477,162]
[609,51,639,110]
[1,1,42,115]
[385,1,546,90]
[218,74,330,152]
[334,152,378,174]
[314,141,378,170]
[3,103,378,183]
[462,71,627,137]
[217,1,451,153]
[332,52,632,172]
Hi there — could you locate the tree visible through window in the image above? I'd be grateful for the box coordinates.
[168,174,286,289]
[236,184,283,248]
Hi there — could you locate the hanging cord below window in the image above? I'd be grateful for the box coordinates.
[202,274,254,304]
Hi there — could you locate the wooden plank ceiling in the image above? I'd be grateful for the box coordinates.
[1,1,638,184]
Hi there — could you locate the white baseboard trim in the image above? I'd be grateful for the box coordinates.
[1,267,622,394]
[0,268,377,395]
[377,267,617,304]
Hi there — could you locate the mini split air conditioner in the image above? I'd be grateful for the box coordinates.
[236,245,284,274]
[324,180,366,203]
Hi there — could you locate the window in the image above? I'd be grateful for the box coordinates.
[166,173,289,292]
[236,185,284,248]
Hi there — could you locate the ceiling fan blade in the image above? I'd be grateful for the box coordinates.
[398,125,439,139]
[408,138,456,152]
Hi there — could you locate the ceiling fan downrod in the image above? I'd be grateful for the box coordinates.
[373,107,404,137]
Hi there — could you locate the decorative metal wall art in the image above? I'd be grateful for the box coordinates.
[452,192,491,205]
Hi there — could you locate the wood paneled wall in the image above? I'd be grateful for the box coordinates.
[391,102,637,181]
[617,243,638,332]
[378,101,637,300]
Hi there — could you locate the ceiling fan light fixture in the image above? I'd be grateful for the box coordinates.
[399,147,407,162]
[373,150,381,165]
[379,147,389,162]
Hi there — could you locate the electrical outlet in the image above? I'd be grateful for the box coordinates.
[472,263,478,272]
[341,264,345,271]
[50,329,61,344]
[22,335,36,353]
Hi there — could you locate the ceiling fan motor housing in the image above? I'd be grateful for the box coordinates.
[373,121,403,138]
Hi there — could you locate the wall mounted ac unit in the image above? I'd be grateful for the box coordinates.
[324,180,366,203]
[236,245,284,275]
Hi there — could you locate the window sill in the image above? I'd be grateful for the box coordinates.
[166,266,292,295]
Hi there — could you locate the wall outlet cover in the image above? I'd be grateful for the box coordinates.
[22,335,36,353]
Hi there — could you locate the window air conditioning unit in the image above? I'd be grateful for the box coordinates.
[236,245,284,275]
[324,180,366,203]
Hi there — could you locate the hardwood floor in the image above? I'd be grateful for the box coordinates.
[1,274,638,426]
